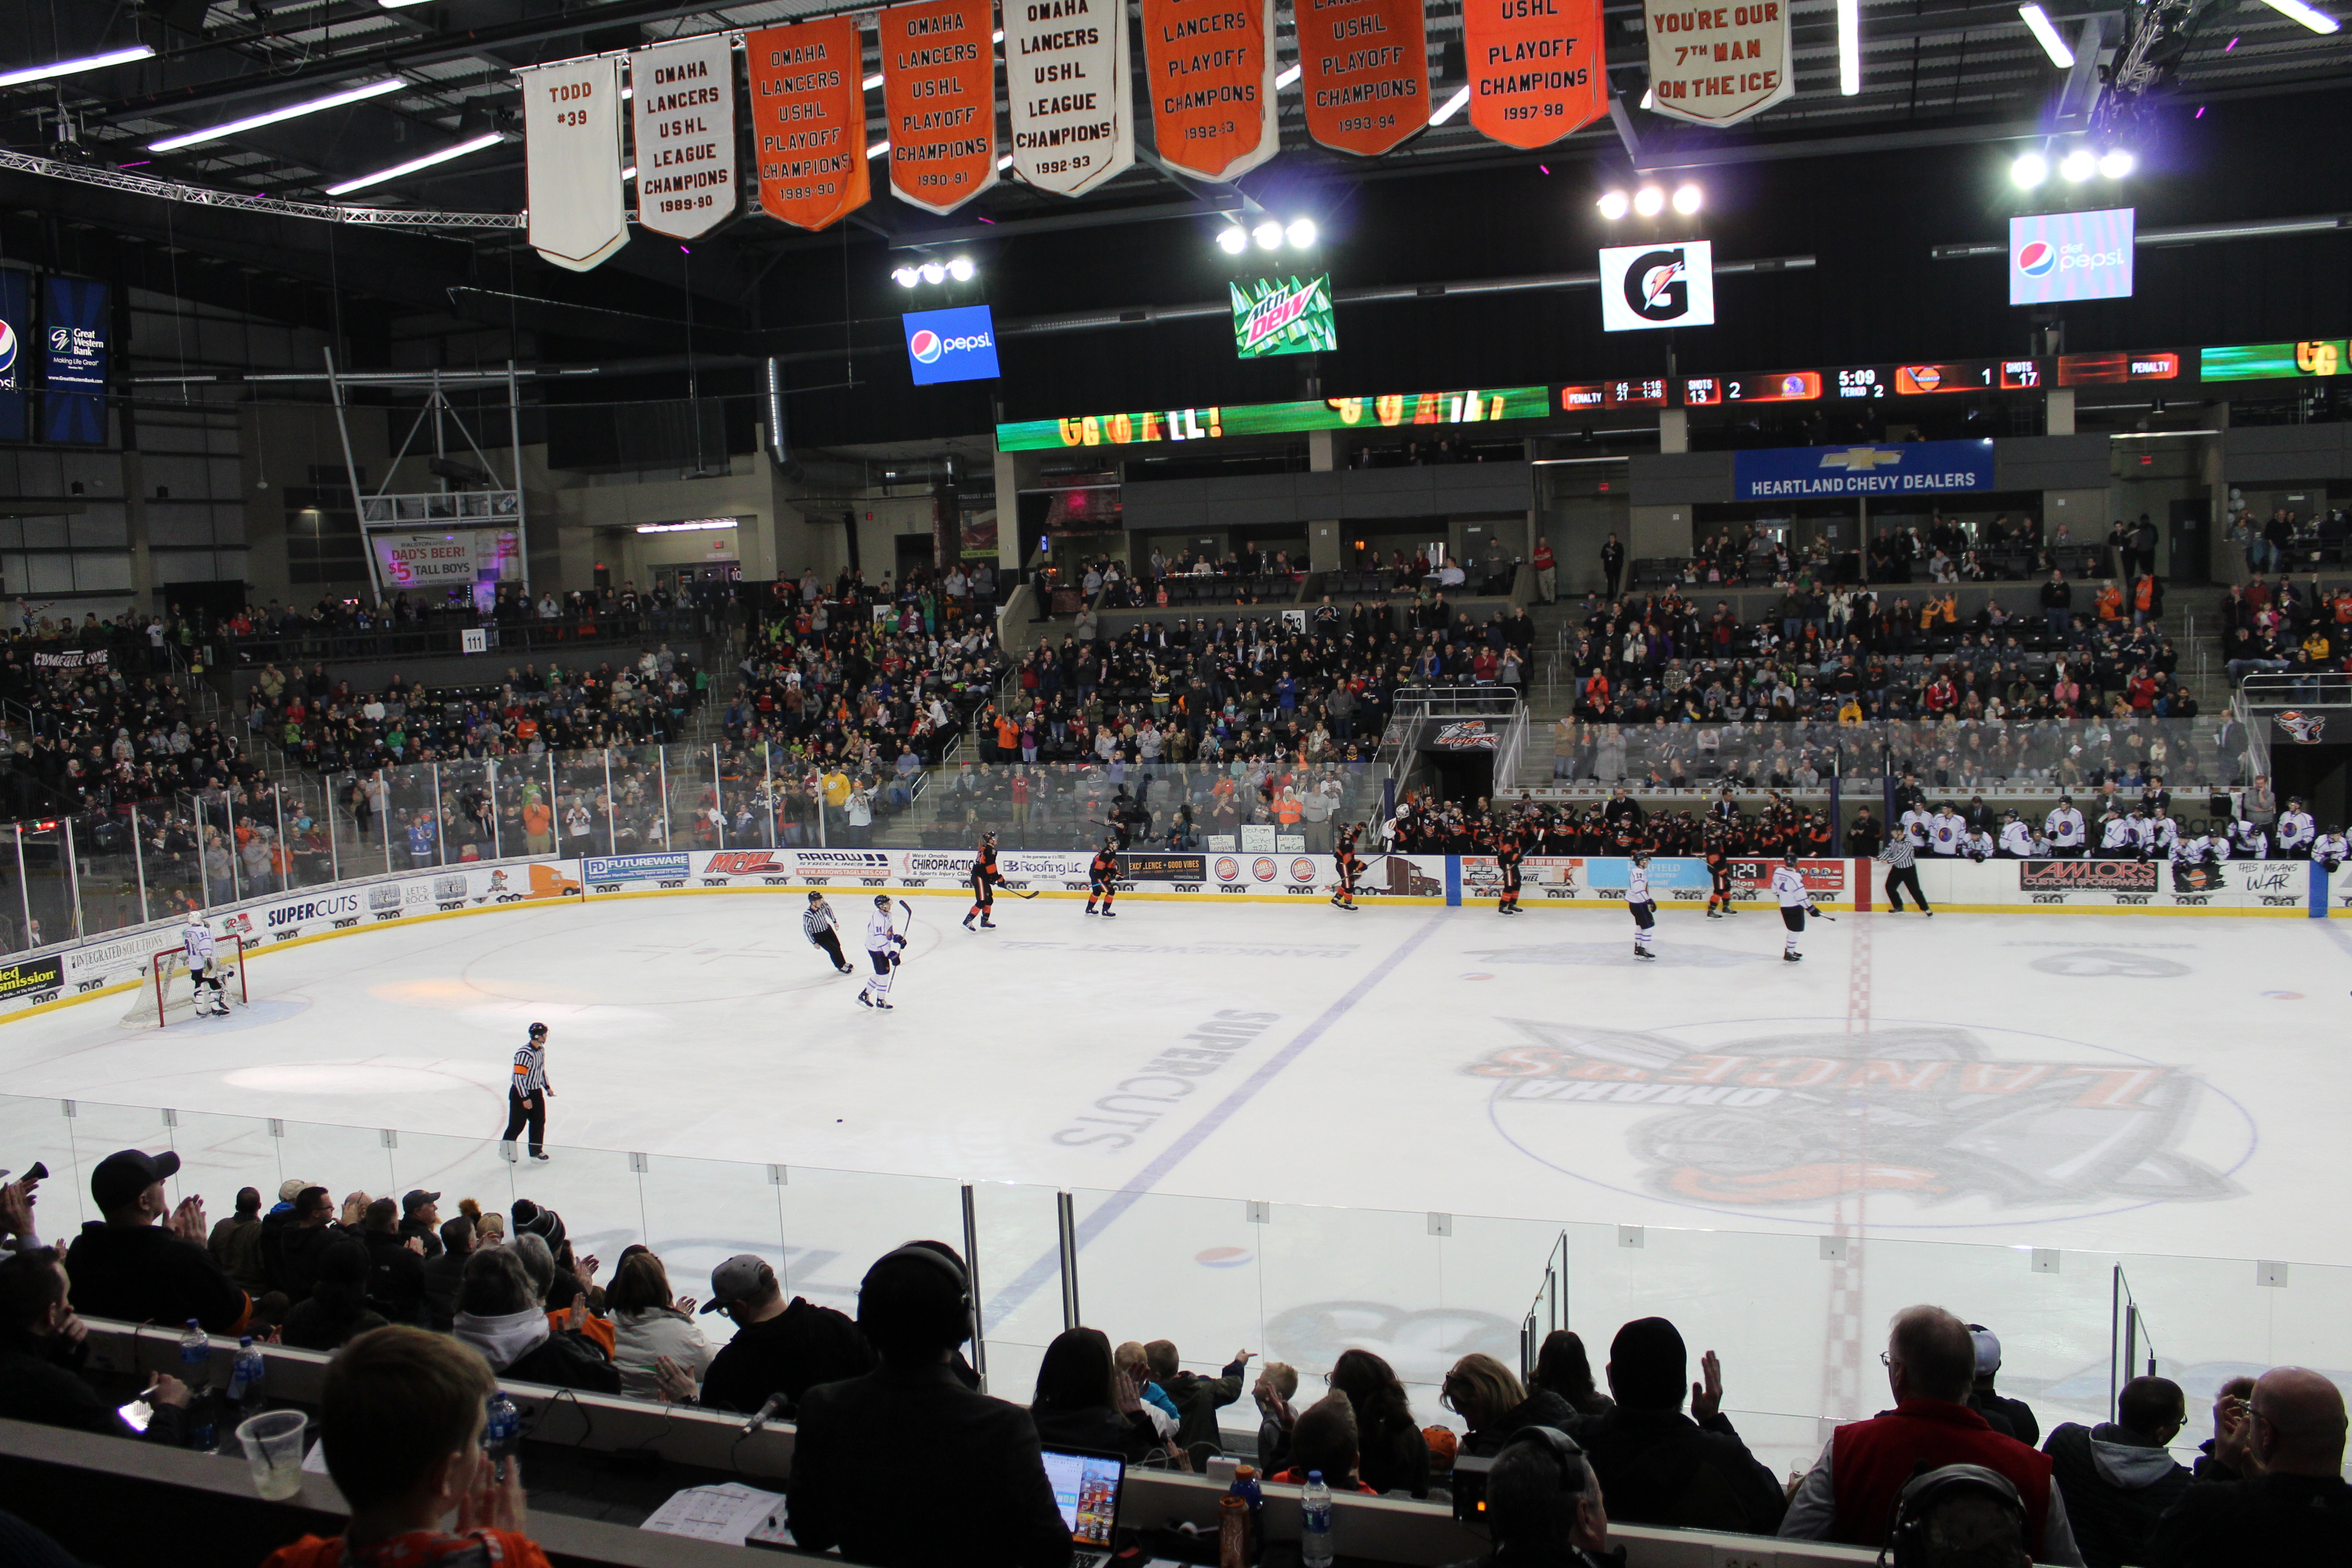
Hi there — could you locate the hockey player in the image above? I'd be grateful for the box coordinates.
[1331,821,1364,911]
[803,892,854,974]
[2316,827,2349,873]
[181,914,229,1017]
[1085,838,1121,917]
[2044,796,2087,858]
[2276,798,2317,859]
[1997,811,2037,859]
[1703,823,1737,919]
[1494,832,1524,916]
[2148,807,2182,861]
[1770,850,1819,962]
[1965,825,1996,863]
[2098,809,2134,854]
[1899,800,1933,853]
[965,830,1005,930]
[1926,804,1968,858]
[1627,849,1658,960]
[857,894,907,1010]
[2231,813,2271,859]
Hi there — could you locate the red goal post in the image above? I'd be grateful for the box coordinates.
[120,933,248,1028]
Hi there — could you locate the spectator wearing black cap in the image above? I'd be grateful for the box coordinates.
[789,1243,1068,1568]
[1968,1327,2039,1446]
[281,1240,389,1352]
[397,1191,444,1259]
[1578,1317,1785,1536]
[2043,1375,2192,1568]
[698,1253,871,1417]
[61,1149,250,1334]
[0,1245,190,1443]
[359,1197,427,1327]
[509,1200,592,1310]
[420,1216,474,1332]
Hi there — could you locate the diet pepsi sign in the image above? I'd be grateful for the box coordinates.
[2009,207,2134,305]
[902,304,1001,386]
[1598,241,1716,333]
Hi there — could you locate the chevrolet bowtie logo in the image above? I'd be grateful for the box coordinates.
[1818,446,1906,471]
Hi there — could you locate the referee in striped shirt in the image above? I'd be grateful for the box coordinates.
[501,1022,554,1162]
[1878,833,1933,915]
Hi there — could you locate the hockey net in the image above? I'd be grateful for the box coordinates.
[119,935,248,1028]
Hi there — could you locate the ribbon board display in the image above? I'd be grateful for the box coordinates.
[519,57,629,271]
[1297,0,1428,156]
[878,0,1001,213]
[629,35,740,238]
[1142,0,1280,181]
[1461,0,1607,149]
[1642,0,1793,126]
[747,16,872,231]
[1004,0,1135,195]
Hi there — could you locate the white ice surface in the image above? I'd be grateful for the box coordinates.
[2,893,2342,1475]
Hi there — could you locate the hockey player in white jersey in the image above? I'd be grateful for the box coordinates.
[2316,828,2348,873]
[1899,804,1932,850]
[855,894,907,1010]
[1997,811,2037,858]
[1626,850,1659,962]
[2098,810,2134,854]
[182,914,228,1017]
[2275,799,2317,858]
[2044,797,2087,858]
[2148,809,2181,860]
[1770,849,1818,963]
[1926,805,1968,858]
[2230,815,2270,858]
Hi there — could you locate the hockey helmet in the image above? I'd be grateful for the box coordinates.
[528,1022,548,1039]
[873,893,891,908]
[806,890,823,903]
[1783,847,1800,863]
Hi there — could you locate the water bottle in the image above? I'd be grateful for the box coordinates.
[227,1336,266,1421]
[177,1319,216,1450]
[1300,1471,1333,1568]
[484,1391,520,1481]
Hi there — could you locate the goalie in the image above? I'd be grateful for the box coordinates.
[182,914,231,1017]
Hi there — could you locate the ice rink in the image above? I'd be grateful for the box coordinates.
[1,891,2342,1475]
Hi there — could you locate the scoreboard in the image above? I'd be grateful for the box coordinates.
[1679,359,2042,406]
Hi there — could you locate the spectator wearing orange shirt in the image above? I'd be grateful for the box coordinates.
[521,796,553,854]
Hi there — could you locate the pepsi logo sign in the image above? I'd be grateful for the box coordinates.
[0,320,15,377]
[909,329,942,363]
[2017,241,2057,277]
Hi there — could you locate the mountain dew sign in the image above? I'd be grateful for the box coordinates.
[1231,274,1337,358]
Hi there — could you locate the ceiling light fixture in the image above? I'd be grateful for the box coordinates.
[150,78,406,152]
[2010,151,2048,187]
[1836,0,1862,94]
[1284,216,1317,247]
[1429,85,1470,125]
[2017,4,2076,66]
[2058,146,2097,181]
[1596,190,1630,220]
[0,43,155,89]
[323,131,502,195]
[1632,184,1666,216]
[1671,182,1702,214]
[1275,63,1301,87]
[1216,226,1249,254]
[2259,0,2340,31]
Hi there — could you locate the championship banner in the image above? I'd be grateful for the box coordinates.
[1461,0,1606,149]
[1297,0,1427,156]
[519,57,628,272]
[747,16,871,231]
[1642,0,1792,127]
[1142,0,1279,180]
[878,0,1001,213]
[629,34,739,239]
[1005,0,1134,195]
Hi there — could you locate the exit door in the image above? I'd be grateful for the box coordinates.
[2170,498,2210,585]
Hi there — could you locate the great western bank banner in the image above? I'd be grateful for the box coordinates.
[1733,438,1995,500]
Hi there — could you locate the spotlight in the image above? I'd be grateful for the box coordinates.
[2259,0,2340,33]
[1632,185,1665,216]
[2011,152,2048,188]
[1285,216,1317,247]
[2097,148,2136,178]
[1671,183,1702,215]
[1216,226,1249,255]
[2058,147,2096,181]
[1253,220,1283,250]
[947,256,976,281]
[920,261,946,284]
[1596,190,1630,220]
[892,266,919,287]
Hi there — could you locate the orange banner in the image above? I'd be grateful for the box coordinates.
[1142,0,1279,181]
[747,16,870,231]
[878,0,1000,214]
[1462,0,1606,150]
[1298,0,1427,157]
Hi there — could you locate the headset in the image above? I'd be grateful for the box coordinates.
[1450,1424,1587,1525]
[1879,1463,2028,1568]
[865,1242,973,1318]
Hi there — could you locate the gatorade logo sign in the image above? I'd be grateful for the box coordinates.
[2009,207,2134,305]
[1599,240,1715,332]
[902,304,1001,385]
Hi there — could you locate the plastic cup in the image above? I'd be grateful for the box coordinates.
[235,1410,308,1500]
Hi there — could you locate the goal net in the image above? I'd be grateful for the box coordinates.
[119,934,248,1028]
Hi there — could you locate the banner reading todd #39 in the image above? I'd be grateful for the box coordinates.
[903,305,1000,385]
[1598,241,1714,332]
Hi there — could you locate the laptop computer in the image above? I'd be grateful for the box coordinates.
[1041,1446,1125,1568]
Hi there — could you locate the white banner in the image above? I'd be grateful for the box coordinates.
[369,529,521,591]
[1005,0,1134,196]
[1598,240,1715,332]
[1642,0,1793,127]
[629,35,740,239]
[520,56,629,272]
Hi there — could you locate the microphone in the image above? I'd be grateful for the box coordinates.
[741,1392,787,1436]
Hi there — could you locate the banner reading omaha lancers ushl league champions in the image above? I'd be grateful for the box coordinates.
[1461,0,1606,149]
[1142,0,1280,181]
[878,0,1000,214]
[519,56,628,271]
[1642,0,1792,127]
[629,35,739,239]
[747,16,871,231]
[1005,0,1134,196]
[1297,0,1428,156]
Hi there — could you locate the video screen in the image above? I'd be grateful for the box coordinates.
[1042,1450,1121,1546]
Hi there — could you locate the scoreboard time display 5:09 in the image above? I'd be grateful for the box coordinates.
[1680,359,2044,406]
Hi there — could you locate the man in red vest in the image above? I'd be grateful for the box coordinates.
[1531,536,1557,605]
[1779,1305,2086,1564]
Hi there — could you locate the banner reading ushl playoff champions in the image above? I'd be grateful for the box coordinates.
[1142,0,1279,180]
[1004,0,1134,195]
[518,56,628,271]
[747,16,871,231]
[629,34,739,239]
[1296,0,1427,156]
[1642,0,1792,127]
[1460,0,1606,149]
[878,0,1000,213]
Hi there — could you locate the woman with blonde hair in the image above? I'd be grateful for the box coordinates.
[1442,1351,1581,1458]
